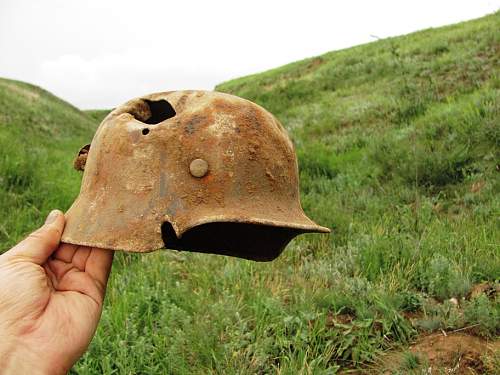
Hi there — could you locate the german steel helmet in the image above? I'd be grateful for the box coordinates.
[62,91,329,261]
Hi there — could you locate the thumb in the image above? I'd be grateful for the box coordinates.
[7,210,66,265]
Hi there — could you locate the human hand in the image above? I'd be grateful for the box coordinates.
[0,210,114,375]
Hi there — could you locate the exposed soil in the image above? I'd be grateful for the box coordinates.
[468,282,499,300]
[369,333,499,374]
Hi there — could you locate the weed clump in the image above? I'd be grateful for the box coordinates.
[417,254,472,301]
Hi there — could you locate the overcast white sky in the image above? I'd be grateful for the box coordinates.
[1,1,498,109]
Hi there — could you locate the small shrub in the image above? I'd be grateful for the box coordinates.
[400,351,421,370]
[399,291,422,313]
[417,254,472,300]
[463,295,500,337]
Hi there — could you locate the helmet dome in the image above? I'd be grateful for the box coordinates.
[62,91,329,261]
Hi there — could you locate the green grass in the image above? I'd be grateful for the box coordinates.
[0,78,98,247]
[1,12,499,374]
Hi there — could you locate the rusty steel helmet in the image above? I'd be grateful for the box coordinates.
[62,91,329,261]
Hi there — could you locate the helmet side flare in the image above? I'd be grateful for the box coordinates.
[62,90,329,261]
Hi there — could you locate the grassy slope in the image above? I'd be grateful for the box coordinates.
[0,78,97,247]
[214,13,500,373]
[0,13,498,374]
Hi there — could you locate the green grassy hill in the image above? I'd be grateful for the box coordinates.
[1,12,499,374]
[0,78,98,247]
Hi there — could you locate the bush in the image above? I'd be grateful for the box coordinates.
[417,254,472,300]
[463,295,500,338]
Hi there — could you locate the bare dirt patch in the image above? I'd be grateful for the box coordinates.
[468,282,499,300]
[408,333,498,374]
[370,333,499,374]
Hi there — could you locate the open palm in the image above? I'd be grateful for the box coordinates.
[0,211,114,375]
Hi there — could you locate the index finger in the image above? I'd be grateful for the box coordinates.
[85,247,115,296]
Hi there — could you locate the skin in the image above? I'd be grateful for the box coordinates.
[0,210,114,374]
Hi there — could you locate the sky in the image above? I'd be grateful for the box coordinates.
[0,1,498,109]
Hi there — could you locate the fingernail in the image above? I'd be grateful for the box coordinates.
[45,210,60,224]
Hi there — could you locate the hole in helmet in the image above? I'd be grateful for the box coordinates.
[161,221,301,261]
[142,128,150,135]
[140,99,176,124]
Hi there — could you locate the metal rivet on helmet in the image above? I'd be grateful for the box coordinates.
[189,158,209,178]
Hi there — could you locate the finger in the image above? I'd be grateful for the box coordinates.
[72,246,91,271]
[47,258,78,280]
[7,210,65,265]
[52,242,79,263]
[85,248,114,298]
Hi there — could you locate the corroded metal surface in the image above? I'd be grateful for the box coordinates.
[62,91,329,261]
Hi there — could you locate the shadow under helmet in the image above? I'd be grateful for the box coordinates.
[62,91,329,261]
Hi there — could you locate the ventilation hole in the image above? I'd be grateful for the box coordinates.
[142,128,150,135]
[142,99,176,124]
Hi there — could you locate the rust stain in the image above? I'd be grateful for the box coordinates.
[175,93,189,112]
[184,113,210,134]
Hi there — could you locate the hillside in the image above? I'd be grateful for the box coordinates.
[0,77,98,247]
[215,14,500,372]
[217,12,499,285]
[1,13,499,374]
